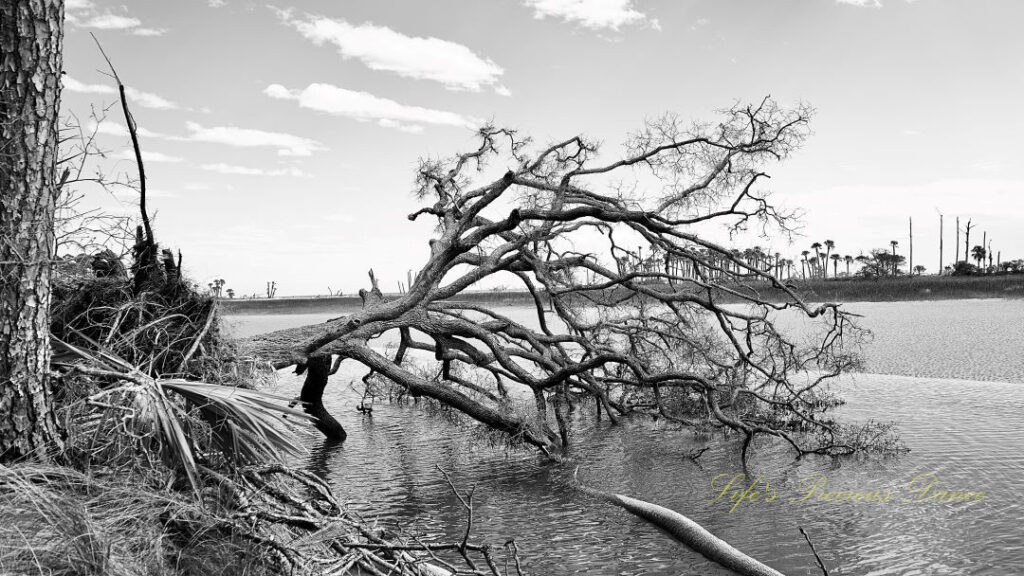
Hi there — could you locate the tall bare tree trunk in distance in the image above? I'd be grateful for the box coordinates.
[964,219,972,263]
[955,217,959,265]
[0,0,64,461]
[908,217,913,276]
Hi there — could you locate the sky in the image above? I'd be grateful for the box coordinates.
[61,0,1024,296]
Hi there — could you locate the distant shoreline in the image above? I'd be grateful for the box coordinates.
[218,274,1024,315]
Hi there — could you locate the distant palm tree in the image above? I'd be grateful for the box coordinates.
[890,240,899,275]
[971,245,986,268]
[844,255,853,276]
[830,254,841,278]
[823,240,835,278]
[808,255,820,278]
[810,242,823,277]
[801,250,810,280]
[913,265,926,275]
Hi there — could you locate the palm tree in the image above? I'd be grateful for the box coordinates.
[844,255,853,277]
[890,240,899,275]
[808,256,820,278]
[913,265,926,275]
[753,246,766,273]
[800,250,810,280]
[810,242,823,278]
[823,240,835,278]
[830,254,841,278]
[731,249,743,274]
[971,245,986,268]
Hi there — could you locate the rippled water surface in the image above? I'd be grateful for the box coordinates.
[226,299,1024,575]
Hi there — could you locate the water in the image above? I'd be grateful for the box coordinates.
[225,299,1024,575]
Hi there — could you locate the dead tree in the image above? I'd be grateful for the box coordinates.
[239,99,878,459]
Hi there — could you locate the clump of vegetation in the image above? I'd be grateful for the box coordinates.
[4,234,522,576]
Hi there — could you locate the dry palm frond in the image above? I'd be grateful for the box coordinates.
[54,336,313,495]
[163,380,310,465]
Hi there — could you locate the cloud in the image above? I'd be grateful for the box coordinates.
[64,77,179,110]
[80,14,141,29]
[131,27,167,37]
[87,118,324,158]
[523,0,651,31]
[207,0,227,6]
[969,161,1003,174]
[86,120,166,139]
[65,1,165,34]
[123,89,176,110]
[184,121,325,157]
[200,163,310,177]
[834,0,883,6]
[265,83,479,133]
[276,11,507,94]
[112,150,183,163]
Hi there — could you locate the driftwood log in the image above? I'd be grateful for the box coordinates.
[576,471,787,576]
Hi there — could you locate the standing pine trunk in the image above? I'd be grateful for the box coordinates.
[0,0,64,461]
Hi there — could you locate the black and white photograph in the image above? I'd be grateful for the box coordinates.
[2,1,1022,574]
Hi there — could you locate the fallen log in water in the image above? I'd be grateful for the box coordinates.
[576,471,787,576]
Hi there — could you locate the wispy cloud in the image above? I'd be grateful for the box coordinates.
[86,119,166,139]
[64,77,179,110]
[112,150,183,163]
[523,0,652,31]
[207,0,227,7]
[131,27,168,37]
[184,122,325,157]
[834,0,883,6]
[80,13,141,29]
[65,2,165,34]
[969,160,1003,174]
[275,10,507,94]
[265,83,479,133]
[200,163,311,177]
[86,118,324,158]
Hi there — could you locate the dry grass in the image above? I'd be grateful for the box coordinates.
[0,464,273,576]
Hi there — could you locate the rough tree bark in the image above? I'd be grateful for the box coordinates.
[0,0,64,461]
[238,99,883,459]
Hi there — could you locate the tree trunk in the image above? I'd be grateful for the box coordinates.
[0,0,64,461]
[297,355,346,441]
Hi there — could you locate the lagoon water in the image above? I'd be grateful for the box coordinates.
[226,299,1024,575]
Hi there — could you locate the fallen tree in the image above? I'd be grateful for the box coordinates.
[239,98,889,459]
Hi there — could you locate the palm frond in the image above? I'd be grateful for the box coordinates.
[162,380,312,464]
[55,336,313,494]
